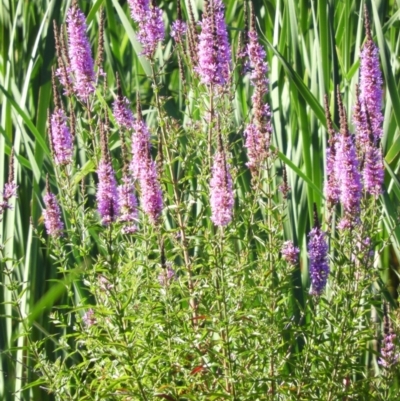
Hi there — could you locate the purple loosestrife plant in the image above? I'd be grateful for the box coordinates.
[117,175,138,234]
[130,101,163,223]
[127,0,149,22]
[1,183,18,212]
[50,108,73,165]
[324,96,340,206]
[96,159,119,226]
[379,305,399,369]
[281,241,300,265]
[359,8,383,143]
[96,126,119,225]
[130,105,151,181]
[334,93,362,229]
[363,141,384,198]
[113,96,135,130]
[158,263,176,286]
[196,0,231,86]
[66,5,96,101]
[308,221,329,296]
[128,0,164,57]
[1,151,17,214]
[139,157,163,224]
[210,150,234,226]
[43,188,64,237]
[243,11,272,174]
[171,20,187,42]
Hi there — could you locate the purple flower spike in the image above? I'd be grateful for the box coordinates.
[244,119,271,172]
[82,309,96,327]
[335,94,362,227]
[363,143,384,197]
[308,226,329,296]
[137,7,165,57]
[66,5,95,101]
[118,175,138,234]
[196,0,231,86]
[281,241,300,265]
[140,158,163,223]
[210,151,234,226]
[1,182,18,213]
[171,20,187,42]
[113,96,135,130]
[158,263,176,286]
[244,19,272,173]
[324,98,340,206]
[96,159,119,225]
[128,0,150,22]
[334,133,362,224]
[50,109,73,165]
[247,29,268,91]
[130,119,151,181]
[128,0,164,57]
[359,28,383,142]
[43,191,64,237]
[379,333,399,368]
[325,145,341,205]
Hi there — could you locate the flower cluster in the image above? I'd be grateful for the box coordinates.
[113,96,135,130]
[196,0,231,86]
[308,226,329,296]
[379,305,399,369]
[171,20,187,42]
[158,263,176,286]
[96,159,119,226]
[118,176,138,234]
[127,0,165,57]
[130,111,163,223]
[210,150,234,226]
[50,109,73,165]
[66,5,95,101]
[43,191,64,237]
[359,31,383,142]
[281,241,300,265]
[243,15,272,174]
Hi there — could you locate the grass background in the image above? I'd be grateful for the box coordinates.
[1,0,400,399]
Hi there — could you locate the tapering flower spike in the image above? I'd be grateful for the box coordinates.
[308,207,329,296]
[54,22,73,96]
[118,134,138,233]
[113,76,135,130]
[118,176,138,233]
[128,0,164,57]
[130,96,163,223]
[66,4,96,101]
[130,96,151,181]
[243,5,272,174]
[362,108,384,197]
[281,240,300,265]
[324,95,340,206]
[96,123,119,225]
[379,303,399,368]
[334,90,362,229]
[139,158,163,223]
[49,108,73,165]
[196,0,231,86]
[210,130,234,226]
[43,176,64,237]
[359,6,383,142]
[1,149,18,214]
[171,0,187,42]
